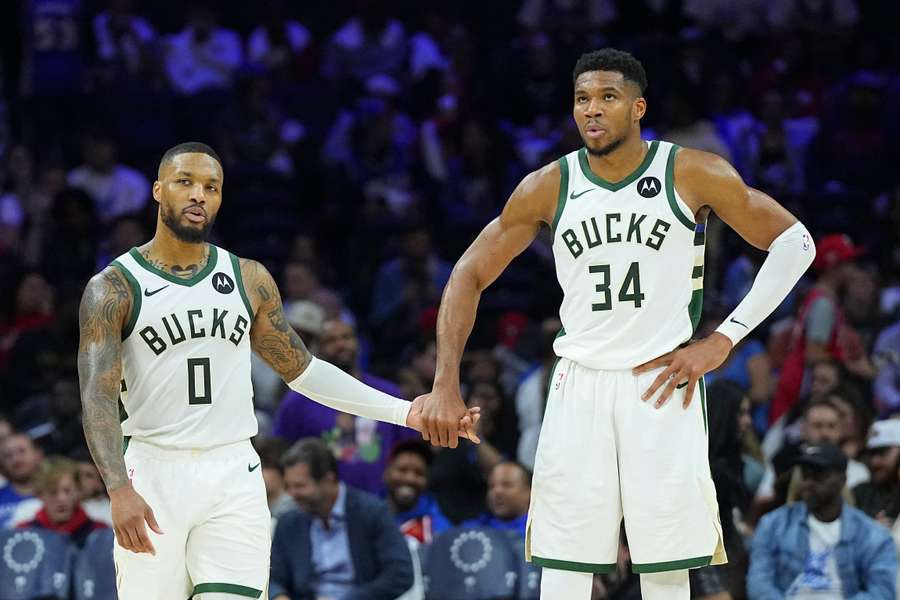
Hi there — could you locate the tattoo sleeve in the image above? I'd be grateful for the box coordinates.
[243,259,313,381]
[77,268,131,491]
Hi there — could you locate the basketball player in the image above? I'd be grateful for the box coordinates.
[417,49,815,599]
[76,142,478,600]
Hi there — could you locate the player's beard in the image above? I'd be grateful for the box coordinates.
[161,203,216,243]
[583,131,626,157]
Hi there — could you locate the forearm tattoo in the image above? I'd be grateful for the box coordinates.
[243,259,312,381]
[77,268,131,491]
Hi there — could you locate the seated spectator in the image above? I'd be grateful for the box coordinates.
[67,129,149,224]
[756,398,870,507]
[273,317,414,494]
[748,442,897,599]
[0,433,43,528]
[270,438,413,600]
[251,436,294,523]
[163,0,242,96]
[854,420,900,521]
[18,456,107,548]
[873,320,900,416]
[383,439,450,544]
[71,446,110,526]
[463,461,531,540]
[515,317,560,471]
[396,337,437,401]
[430,380,514,524]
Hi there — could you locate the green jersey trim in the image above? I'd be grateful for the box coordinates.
[128,245,219,286]
[577,140,659,191]
[699,376,708,434]
[190,583,262,598]
[229,252,255,320]
[531,555,616,573]
[551,156,570,234]
[632,555,712,573]
[111,260,141,340]
[664,144,695,231]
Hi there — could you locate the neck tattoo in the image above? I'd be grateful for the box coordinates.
[142,247,209,279]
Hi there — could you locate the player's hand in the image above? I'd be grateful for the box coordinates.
[408,394,481,446]
[633,332,733,409]
[412,386,477,448]
[110,483,163,555]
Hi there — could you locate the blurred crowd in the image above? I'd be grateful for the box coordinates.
[1,0,899,598]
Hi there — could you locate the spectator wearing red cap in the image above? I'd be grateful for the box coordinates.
[771,234,876,424]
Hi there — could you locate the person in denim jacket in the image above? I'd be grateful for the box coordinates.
[748,442,897,599]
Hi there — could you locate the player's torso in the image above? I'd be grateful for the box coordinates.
[111,245,257,449]
[551,141,706,369]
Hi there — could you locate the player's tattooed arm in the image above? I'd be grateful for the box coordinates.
[77,266,131,492]
[241,258,313,381]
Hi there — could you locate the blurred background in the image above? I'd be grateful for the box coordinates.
[0,0,898,599]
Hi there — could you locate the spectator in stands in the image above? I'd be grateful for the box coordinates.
[0,433,43,528]
[809,359,843,400]
[270,438,413,600]
[273,317,414,494]
[383,439,450,544]
[757,398,870,507]
[748,442,896,599]
[321,2,408,85]
[92,0,157,86]
[516,317,561,471]
[17,456,106,548]
[251,436,294,523]
[429,379,513,524]
[397,337,437,401]
[772,234,876,424]
[854,420,900,522]
[70,446,110,525]
[246,0,313,76]
[67,129,149,224]
[163,0,242,97]
[463,462,531,540]
[873,320,900,416]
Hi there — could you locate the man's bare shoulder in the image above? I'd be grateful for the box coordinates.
[79,265,132,336]
[673,147,743,210]
[507,160,563,225]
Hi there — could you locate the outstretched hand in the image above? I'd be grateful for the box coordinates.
[407,390,481,447]
[633,332,733,409]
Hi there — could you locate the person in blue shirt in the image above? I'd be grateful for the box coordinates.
[383,439,450,543]
[748,442,897,599]
[463,461,531,540]
[0,433,44,528]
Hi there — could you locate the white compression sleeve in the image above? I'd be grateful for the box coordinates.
[288,357,411,426]
[715,221,815,346]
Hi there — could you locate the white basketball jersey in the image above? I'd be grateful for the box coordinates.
[110,245,257,449]
[551,141,706,370]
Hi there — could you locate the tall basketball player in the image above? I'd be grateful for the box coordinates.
[416,49,815,599]
[77,142,479,600]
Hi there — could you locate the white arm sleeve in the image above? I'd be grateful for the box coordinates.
[288,357,411,427]
[715,221,815,346]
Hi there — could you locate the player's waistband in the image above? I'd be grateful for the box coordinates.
[125,437,253,461]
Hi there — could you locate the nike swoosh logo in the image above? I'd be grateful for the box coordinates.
[569,189,594,199]
[144,285,169,297]
[729,317,749,329]
[248,463,260,472]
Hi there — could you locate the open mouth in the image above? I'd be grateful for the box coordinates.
[585,124,607,139]
[183,207,207,223]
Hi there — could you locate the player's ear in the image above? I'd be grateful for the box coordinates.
[152,180,162,204]
[632,96,647,122]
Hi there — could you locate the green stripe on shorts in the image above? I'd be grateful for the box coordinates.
[190,582,262,598]
[531,555,616,573]
[632,555,712,573]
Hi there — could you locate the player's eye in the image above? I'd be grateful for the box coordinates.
[178,179,190,185]
[206,185,217,192]
[576,96,587,103]
[604,94,616,101]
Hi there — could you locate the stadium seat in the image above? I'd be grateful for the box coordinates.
[422,527,520,600]
[73,528,117,600]
[0,528,75,599]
